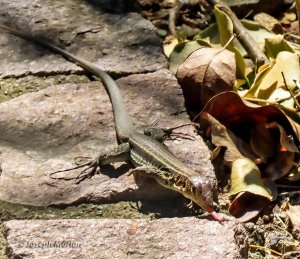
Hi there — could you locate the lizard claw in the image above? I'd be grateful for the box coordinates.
[49,157,100,184]
[74,160,100,184]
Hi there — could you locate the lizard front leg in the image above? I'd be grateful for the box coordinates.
[50,143,131,184]
[144,123,197,142]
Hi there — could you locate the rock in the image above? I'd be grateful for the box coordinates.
[0,69,215,206]
[0,0,167,78]
[4,218,248,258]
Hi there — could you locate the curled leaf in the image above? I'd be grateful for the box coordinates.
[264,35,295,59]
[198,112,254,164]
[195,19,275,57]
[229,192,271,222]
[250,123,277,160]
[198,92,300,182]
[176,47,235,108]
[163,37,179,58]
[264,150,295,181]
[201,91,300,150]
[230,158,273,199]
[253,51,300,99]
[243,62,272,98]
[213,6,246,81]
[267,122,299,152]
[229,158,274,222]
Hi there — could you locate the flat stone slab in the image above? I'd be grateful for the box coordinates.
[0,69,215,206]
[0,0,166,78]
[4,218,248,259]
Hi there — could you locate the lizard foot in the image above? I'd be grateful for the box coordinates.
[144,123,198,142]
[49,157,100,184]
[167,132,196,141]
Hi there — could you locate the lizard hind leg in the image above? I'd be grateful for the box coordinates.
[49,143,131,184]
[49,156,99,184]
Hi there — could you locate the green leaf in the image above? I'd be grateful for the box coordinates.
[195,19,275,57]
[241,19,275,53]
[214,6,234,51]
[244,63,272,98]
[264,35,295,59]
[214,6,246,82]
[194,23,221,48]
[256,51,300,99]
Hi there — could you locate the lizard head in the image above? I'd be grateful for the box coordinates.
[188,176,215,213]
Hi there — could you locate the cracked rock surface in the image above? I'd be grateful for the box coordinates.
[0,0,248,258]
[4,218,248,259]
[0,0,166,78]
[0,69,216,206]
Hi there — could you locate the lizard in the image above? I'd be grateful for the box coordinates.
[0,24,223,221]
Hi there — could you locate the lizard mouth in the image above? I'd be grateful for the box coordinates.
[183,190,214,213]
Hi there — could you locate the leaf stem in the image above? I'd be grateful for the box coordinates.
[222,34,235,50]
[206,0,269,68]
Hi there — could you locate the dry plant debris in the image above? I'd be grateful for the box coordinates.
[138,0,300,257]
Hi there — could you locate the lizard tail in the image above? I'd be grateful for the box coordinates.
[0,24,134,142]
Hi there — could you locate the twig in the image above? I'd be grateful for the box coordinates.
[283,251,300,258]
[274,215,292,238]
[249,244,283,257]
[169,3,180,35]
[244,97,298,113]
[281,72,300,111]
[296,0,300,37]
[206,0,269,68]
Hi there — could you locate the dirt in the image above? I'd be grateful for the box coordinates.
[0,74,90,102]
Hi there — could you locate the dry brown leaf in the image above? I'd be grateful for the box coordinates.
[250,123,277,161]
[229,192,271,222]
[229,158,274,221]
[176,47,236,109]
[198,91,299,181]
[264,150,295,180]
[198,112,247,164]
[253,12,283,33]
[200,92,300,151]
[267,122,299,153]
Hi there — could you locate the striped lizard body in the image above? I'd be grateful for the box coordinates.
[0,24,223,221]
